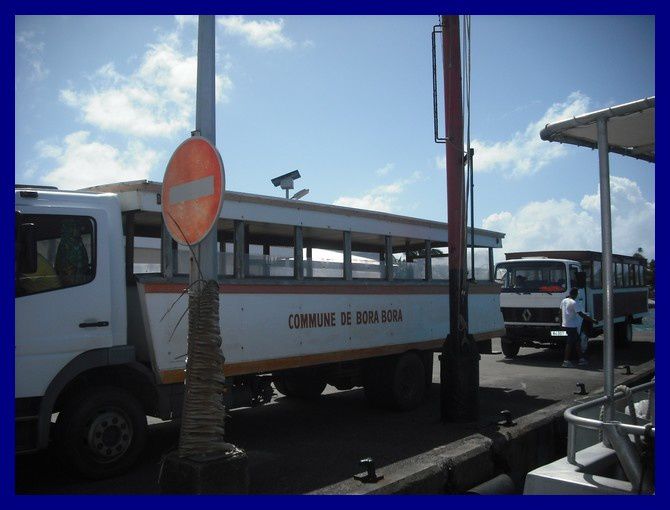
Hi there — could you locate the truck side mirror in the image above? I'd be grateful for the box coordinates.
[19,222,38,274]
[576,271,586,289]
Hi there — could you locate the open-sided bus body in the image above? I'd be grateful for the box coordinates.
[15,180,505,477]
[494,250,648,358]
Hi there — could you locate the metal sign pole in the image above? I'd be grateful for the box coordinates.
[193,15,218,282]
[597,117,615,421]
[159,15,248,494]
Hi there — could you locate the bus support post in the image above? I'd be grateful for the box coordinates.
[597,117,615,421]
[440,15,479,423]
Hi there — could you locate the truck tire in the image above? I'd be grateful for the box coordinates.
[364,352,426,411]
[55,386,147,479]
[273,370,327,399]
[614,319,633,348]
[390,351,427,411]
[501,336,520,358]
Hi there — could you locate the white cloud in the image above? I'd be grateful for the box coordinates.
[482,176,655,260]
[16,31,44,53]
[34,131,160,190]
[174,15,197,29]
[217,16,295,49]
[580,176,648,213]
[437,92,591,178]
[334,171,422,213]
[22,162,38,180]
[16,30,49,82]
[59,24,232,139]
[375,163,394,176]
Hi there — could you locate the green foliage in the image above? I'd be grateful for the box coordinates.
[646,259,655,288]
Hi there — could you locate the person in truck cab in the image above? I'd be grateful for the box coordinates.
[560,287,594,368]
[514,274,527,290]
[54,219,89,286]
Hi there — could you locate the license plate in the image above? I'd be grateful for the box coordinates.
[551,330,568,337]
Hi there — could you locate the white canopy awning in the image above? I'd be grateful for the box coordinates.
[539,96,654,425]
[540,97,655,163]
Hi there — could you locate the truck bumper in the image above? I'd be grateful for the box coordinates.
[504,325,570,344]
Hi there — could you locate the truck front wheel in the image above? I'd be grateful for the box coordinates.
[55,386,147,479]
[501,336,521,358]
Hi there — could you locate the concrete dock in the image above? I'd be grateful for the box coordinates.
[15,330,654,494]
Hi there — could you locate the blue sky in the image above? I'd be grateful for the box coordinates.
[14,15,655,259]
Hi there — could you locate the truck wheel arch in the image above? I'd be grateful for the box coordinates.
[36,346,157,450]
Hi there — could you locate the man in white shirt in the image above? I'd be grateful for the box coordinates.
[560,287,594,368]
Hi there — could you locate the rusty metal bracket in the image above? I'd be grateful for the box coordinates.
[498,410,516,427]
[353,457,383,483]
[619,365,633,375]
[574,383,589,395]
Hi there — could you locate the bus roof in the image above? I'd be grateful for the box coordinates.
[81,180,505,251]
[506,250,645,265]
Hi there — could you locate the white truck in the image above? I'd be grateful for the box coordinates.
[494,251,648,358]
[15,180,506,478]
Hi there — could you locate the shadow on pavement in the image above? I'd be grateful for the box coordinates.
[497,338,654,373]
[16,335,653,494]
[16,383,557,494]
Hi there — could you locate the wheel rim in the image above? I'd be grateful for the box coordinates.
[85,408,133,463]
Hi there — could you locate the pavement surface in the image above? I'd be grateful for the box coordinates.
[15,329,654,494]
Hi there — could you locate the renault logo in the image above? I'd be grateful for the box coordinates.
[522,308,532,322]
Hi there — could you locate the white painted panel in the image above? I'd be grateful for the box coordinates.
[469,293,506,334]
[140,288,504,373]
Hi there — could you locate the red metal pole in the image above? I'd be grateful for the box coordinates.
[444,15,465,284]
[440,15,479,423]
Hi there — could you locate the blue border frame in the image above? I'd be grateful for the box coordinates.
[3,0,664,506]
[3,2,16,500]
[5,0,665,15]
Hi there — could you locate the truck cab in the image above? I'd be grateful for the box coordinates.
[495,257,586,357]
[494,251,648,358]
[15,187,156,478]
[16,189,128,399]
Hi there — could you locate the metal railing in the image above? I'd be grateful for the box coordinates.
[564,380,654,490]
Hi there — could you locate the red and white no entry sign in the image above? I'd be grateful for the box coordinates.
[161,136,225,246]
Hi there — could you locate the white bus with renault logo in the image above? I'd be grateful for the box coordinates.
[494,250,648,358]
[15,180,506,478]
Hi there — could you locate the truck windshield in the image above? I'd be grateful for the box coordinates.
[495,261,567,293]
